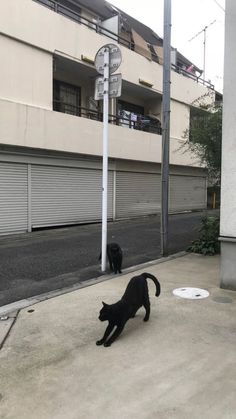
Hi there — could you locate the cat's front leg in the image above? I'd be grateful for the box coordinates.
[103,323,125,347]
[96,323,114,346]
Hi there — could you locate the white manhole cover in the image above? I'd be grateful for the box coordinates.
[173,287,209,299]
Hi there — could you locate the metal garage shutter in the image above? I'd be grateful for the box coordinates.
[116,171,161,218]
[31,165,113,227]
[0,162,28,234]
[169,175,206,212]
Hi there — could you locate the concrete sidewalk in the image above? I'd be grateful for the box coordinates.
[0,253,236,419]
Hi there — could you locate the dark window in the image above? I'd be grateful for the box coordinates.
[53,81,81,117]
[33,1,81,21]
[36,0,55,9]
[57,1,81,22]
[117,100,161,134]
[118,100,144,116]
[117,100,144,128]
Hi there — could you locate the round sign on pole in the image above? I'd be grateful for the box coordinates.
[95,44,122,75]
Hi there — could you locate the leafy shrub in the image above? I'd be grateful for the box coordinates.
[188,216,220,255]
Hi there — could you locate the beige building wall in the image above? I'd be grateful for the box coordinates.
[0,0,213,171]
[0,0,213,107]
[0,99,200,167]
[170,101,190,141]
[0,35,52,109]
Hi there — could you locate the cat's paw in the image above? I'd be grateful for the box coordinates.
[96,340,104,346]
[143,317,149,322]
[104,341,111,347]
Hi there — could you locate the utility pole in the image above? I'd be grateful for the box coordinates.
[161,0,171,257]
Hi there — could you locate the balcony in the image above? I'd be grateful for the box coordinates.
[33,0,214,90]
[53,100,162,135]
[53,55,163,136]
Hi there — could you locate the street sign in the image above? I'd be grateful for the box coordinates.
[94,73,122,100]
[95,44,122,75]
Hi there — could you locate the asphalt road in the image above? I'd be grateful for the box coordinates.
[0,210,219,307]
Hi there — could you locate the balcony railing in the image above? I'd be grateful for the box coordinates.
[53,101,162,135]
[34,0,214,90]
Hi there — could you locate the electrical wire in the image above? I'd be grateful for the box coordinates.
[212,0,225,12]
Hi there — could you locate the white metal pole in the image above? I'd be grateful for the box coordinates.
[101,48,110,272]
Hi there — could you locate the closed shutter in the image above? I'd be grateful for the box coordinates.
[116,171,161,218]
[0,162,28,234]
[169,175,206,211]
[31,165,113,227]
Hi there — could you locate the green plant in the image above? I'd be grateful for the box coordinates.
[181,100,222,187]
[188,216,220,255]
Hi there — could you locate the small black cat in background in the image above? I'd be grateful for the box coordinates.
[96,272,161,347]
[99,242,123,274]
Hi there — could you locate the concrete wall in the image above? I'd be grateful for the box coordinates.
[220,0,236,290]
[170,101,190,141]
[0,35,52,109]
[0,99,201,167]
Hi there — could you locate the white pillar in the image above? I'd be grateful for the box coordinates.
[219,0,236,289]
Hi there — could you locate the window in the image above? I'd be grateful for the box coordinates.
[57,0,81,22]
[53,81,81,117]
[117,100,144,128]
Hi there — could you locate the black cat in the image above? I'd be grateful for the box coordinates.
[96,272,161,347]
[99,242,123,274]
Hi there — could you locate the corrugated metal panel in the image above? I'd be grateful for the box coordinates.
[31,165,113,227]
[0,162,28,234]
[116,171,161,218]
[169,175,206,211]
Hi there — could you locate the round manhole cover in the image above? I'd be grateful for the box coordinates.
[173,287,209,299]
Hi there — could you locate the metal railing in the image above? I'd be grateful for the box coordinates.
[171,64,214,89]
[33,0,132,49]
[33,0,214,90]
[53,101,162,135]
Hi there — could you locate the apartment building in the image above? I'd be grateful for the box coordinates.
[0,0,215,235]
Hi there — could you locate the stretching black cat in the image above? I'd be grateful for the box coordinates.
[96,272,161,347]
[99,242,123,274]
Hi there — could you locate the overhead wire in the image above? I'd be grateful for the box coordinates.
[212,0,225,12]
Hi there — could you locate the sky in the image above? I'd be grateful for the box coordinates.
[109,0,225,92]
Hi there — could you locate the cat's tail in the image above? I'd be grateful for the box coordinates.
[142,272,161,297]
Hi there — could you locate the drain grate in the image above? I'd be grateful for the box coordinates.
[173,287,209,300]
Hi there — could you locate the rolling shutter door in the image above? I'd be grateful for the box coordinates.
[169,175,206,211]
[116,171,161,218]
[0,162,28,234]
[31,165,113,227]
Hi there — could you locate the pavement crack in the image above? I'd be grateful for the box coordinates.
[0,310,19,351]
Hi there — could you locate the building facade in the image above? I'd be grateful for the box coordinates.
[0,0,215,235]
[220,0,236,290]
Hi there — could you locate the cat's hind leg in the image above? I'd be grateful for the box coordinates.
[143,292,150,322]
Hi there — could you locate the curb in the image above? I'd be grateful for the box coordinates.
[0,251,186,317]
[0,251,186,348]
